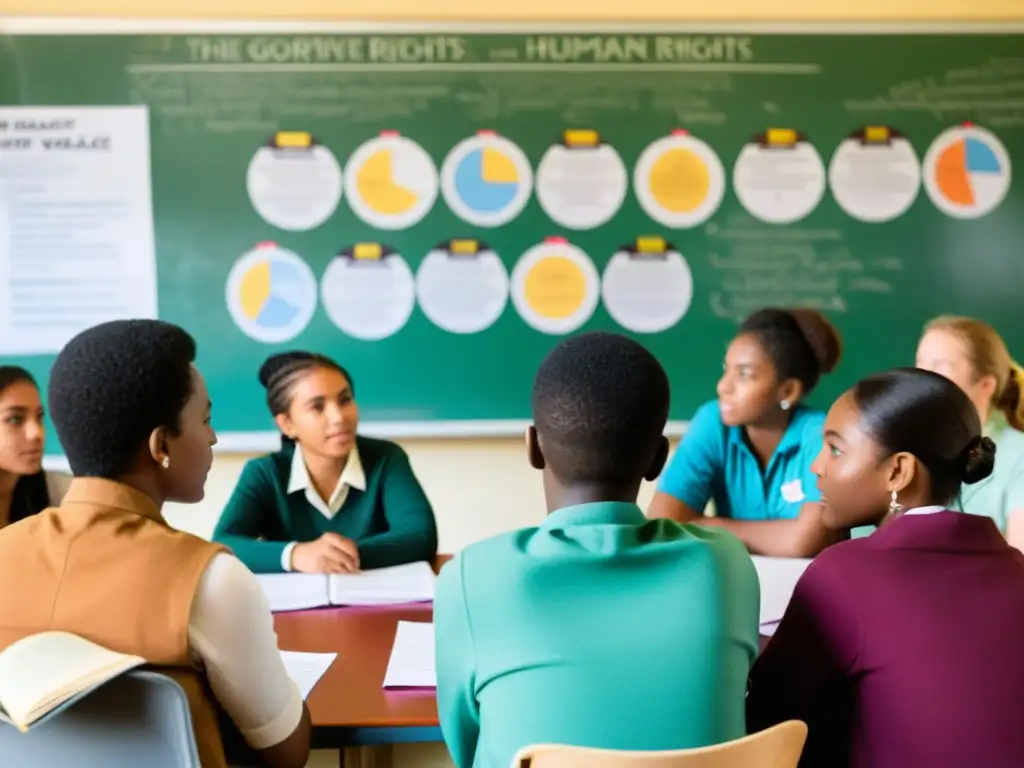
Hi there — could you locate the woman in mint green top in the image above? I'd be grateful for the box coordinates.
[213,352,437,573]
[915,316,1024,542]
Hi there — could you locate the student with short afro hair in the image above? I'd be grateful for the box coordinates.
[650,307,844,557]
[0,319,311,768]
[434,331,759,768]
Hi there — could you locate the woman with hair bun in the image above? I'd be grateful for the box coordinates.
[649,307,844,557]
[747,367,1024,767]
[915,316,1024,547]
[213,352,437,574]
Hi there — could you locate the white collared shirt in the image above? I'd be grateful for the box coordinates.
[281,443,366,571]
[903,505,946,516]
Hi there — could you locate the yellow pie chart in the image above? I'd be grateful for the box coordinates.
[344,133,439,230]
[523,256,587,319]
[649,148,711,213]
[634,132,726,228]
[356,149,419,215]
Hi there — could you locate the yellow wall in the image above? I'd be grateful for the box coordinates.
[3,0,1023,20]
[5,3,1021,767]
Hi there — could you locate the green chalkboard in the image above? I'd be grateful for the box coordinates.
[2,23,1023,451]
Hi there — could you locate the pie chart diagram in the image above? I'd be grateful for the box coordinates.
[226,243,317,343]
[634,132,726,228]
[246,132,343,231]
[510,237,600,335]
[344,132,438,230]
[923,125,1011,219]
[828,126,921,223]
[320,243,416,341]
[440,132,533,227]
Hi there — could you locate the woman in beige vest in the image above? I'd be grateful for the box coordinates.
[0,366,71,529]
[0,319,311,768]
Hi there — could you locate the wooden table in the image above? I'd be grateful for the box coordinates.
[274,603,441,749]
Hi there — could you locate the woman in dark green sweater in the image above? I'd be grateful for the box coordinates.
[213,352,438,573]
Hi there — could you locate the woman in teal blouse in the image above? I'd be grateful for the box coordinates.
[648,308,844,557]
[915,316,1024,547]
[213,352,437,573]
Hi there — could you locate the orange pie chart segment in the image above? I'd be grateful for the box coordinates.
[935,138,974,206]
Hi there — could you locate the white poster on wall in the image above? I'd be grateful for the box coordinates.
[0,106,157,355]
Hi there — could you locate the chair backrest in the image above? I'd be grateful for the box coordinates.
[0,670,201,768]
[513,721,808,768]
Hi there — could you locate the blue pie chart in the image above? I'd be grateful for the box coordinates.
[453,148,520,212]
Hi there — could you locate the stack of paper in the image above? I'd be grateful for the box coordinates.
[752,556,812,633]
[257,561,436,612]
[279,651,336,699]
[382,621,436,689]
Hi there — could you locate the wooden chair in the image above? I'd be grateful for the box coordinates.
[513,721,807,768]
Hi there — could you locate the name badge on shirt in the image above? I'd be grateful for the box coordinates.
[781,478,805,504]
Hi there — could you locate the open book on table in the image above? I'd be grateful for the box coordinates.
[257,560,436,612]
[0,631,146,732]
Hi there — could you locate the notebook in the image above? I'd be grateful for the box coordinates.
[0,631,146,732]
[257,561,436,612]
[382,621,436,689]
[751,555,812,629]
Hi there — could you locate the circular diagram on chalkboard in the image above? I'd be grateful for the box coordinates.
[733,129,826,225]
[511,237,600,334]
[344,132,438,230]
[226,243,318,343]
[320,242,416,340]
[440,132,533,228]
[416,238,509,334]
[828,126,921,223]
[634,132,726,228]
[246,132,343,231]
[602,237,693,334]
[922,124,1011,219]
[535,130,628,230]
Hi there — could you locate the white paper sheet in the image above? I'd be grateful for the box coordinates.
[329,561,436,606]
[258,574,330,613]
[280,651,336,700]
[382,621,436,689]
[752,556,812,627]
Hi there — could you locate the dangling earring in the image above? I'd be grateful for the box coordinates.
[888,489,902,515]
[780,400,791,411]
[161,457,170,469]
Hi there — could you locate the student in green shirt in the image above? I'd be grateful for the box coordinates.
[915,316,1024,547]
[213,352,437,573]
[434,332,760,768]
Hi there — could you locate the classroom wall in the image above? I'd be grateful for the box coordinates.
[4,3,1021,768]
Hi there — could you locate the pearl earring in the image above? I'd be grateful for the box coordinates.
[780,400,791,411]
[161,457,170,469]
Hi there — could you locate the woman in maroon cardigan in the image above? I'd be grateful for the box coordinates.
[747,367,1024,768]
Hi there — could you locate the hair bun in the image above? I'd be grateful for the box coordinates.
[786,309,843,374]
[961,435,996,485]
[258,351,316,390]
